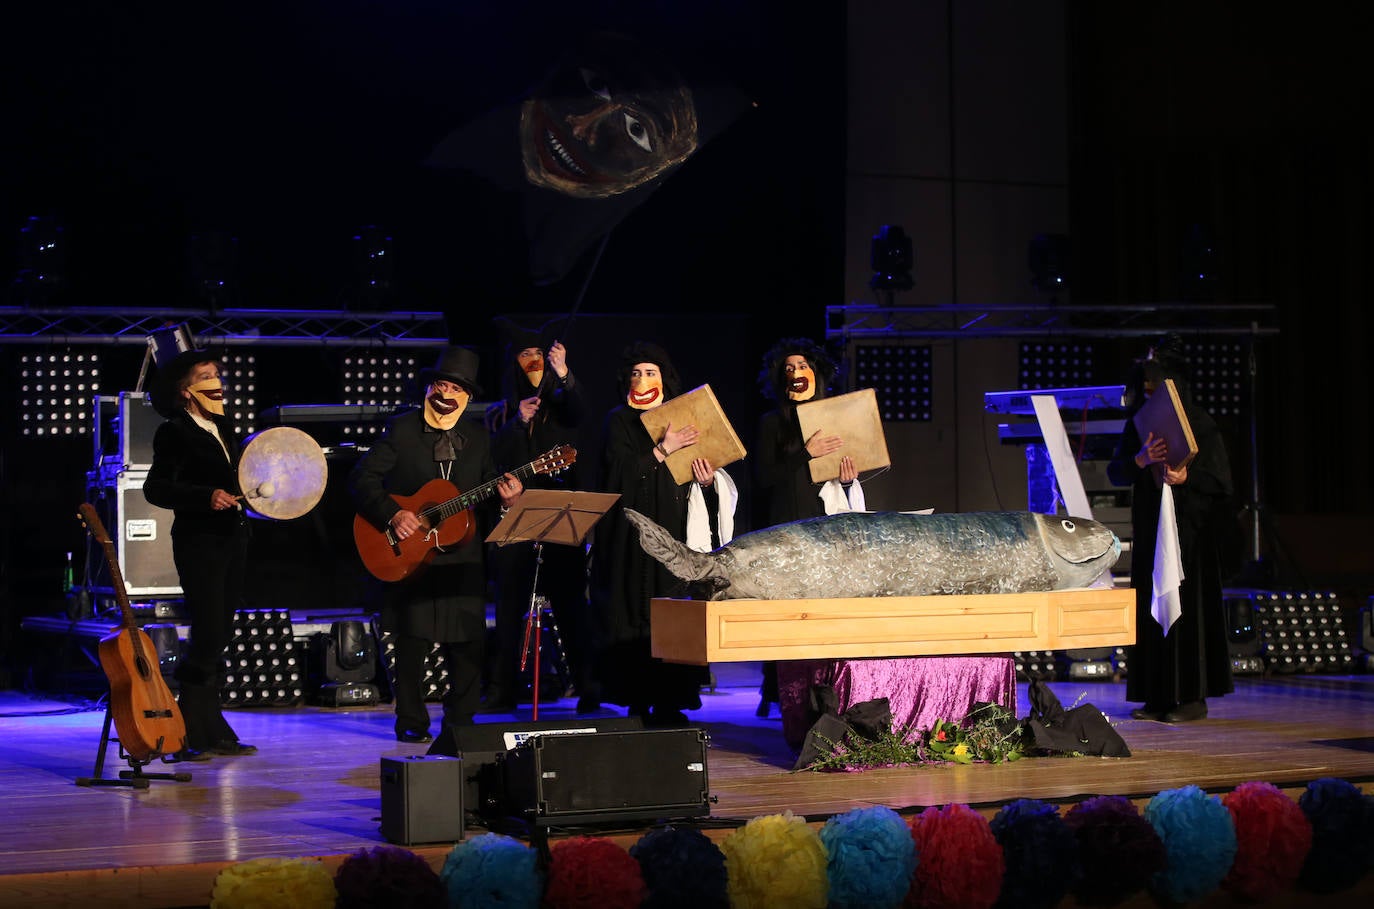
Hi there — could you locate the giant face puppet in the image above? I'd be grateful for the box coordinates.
[519,32,699,199]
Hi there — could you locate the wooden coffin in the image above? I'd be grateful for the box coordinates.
[650,586,1135,665]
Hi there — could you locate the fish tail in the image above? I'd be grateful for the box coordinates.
[623,508,722,584]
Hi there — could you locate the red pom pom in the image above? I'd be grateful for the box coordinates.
[544,836,647,909]
[1223,781,1313,902]
[905,804,1005,909]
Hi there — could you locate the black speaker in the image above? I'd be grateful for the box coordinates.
[429,716,644,821]
[380,755,464,845]
[499,728,711,827]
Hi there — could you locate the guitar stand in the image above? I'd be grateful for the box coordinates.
[75,702,192,789]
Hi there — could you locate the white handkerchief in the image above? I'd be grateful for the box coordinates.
[1151,483,1185,633]
[686,467,737,552]
[818,478,866,515]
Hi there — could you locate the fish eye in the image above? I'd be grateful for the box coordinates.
[1061,519,1076,532]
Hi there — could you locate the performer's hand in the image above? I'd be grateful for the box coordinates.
[518,395,541,424]
[691,458,716,488]
[662,422,699,455]
[805,428,843,459]
[390,509,422,539]
[838,455,858,484]
[547,341,568,379]
[1163,463,1189,486]
[1134,431,1168,468]
[210,489,242,511]
[497,472,524,506]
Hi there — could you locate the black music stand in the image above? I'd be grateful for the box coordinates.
[486,490,620,719]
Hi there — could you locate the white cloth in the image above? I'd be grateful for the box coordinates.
[1151,483,1185,633]
[686,467,737,552]
[818,478,866,515]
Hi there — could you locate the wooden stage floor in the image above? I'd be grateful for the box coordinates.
[1,671,1372,908]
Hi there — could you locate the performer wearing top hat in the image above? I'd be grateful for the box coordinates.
[143,348,257,761]
[349,346,523,744]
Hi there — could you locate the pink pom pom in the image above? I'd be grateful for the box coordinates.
[544,836,647,909]
[1223,781,1313,902]
[905,804,1005,909]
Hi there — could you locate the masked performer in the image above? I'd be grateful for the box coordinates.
[588,341,737,726]
[1108,334,1236,723]
[143,349,256,761]
[349,346,523,744]
[486,326,599,714]
[751,337,863,716]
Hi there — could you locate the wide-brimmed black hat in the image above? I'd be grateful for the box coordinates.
[419,346,483,396]
[149,348,221,418]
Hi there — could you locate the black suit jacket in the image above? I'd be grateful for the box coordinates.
[143,410,245,537]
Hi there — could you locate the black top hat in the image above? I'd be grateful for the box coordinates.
[149,348,221,418]
[419,346,483,396]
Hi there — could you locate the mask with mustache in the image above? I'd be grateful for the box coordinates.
[423,385,470,430]
[186,377,226,416]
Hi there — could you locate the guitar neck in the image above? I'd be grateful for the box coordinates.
[100,540,141,633]
[424,459,544,525]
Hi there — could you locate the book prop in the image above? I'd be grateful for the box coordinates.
[639,384,747,485]
[1131,378,1198,486]
[796,388,891,484]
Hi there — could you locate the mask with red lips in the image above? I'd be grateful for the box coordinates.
[423,382,470,430]
[516,347,545,391]
[627,362,664,410]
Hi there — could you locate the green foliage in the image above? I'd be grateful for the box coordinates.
[800,702,1025,771]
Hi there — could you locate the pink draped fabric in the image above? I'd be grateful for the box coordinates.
[777,656,1018,750]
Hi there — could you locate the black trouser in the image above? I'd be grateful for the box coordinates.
[171,520,248,751]
[488,541,596,701]
[390,634,482,735]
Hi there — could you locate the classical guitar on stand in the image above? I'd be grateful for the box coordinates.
[77,503,187,763]
[353,444,576,583]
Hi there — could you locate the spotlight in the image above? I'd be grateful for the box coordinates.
[1028,233,1070,295]
[869,224,914,295]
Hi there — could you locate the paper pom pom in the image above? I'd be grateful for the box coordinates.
[720,811,829,909]
[630,825,729,909]
[1297,777,1374,894]
[1144,785,1238,903]
[821,805,918,909]
[1063,795,1166,906]
[439,832,544,909]
[334,845,444,909]
[989,798,1079,909]
[906,803,1004,909]
[1222,780,1312,902]
[210,856,337,909]
[544,836,646,909]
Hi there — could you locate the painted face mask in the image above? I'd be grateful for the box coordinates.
[187,377,226,416]
[517,347,545,391]
[423,383,470,430]
[627,363,664,410]
[784,355,817,402]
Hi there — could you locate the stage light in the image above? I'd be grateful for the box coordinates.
[1018,341,1098,389]
[853,344,932,422]
[14,215,68,302]
[869,224,914,299]
[1028,233,1070,295]
[1183,340,1244,417]
[18,351,101,437]
[220,352,257,437]
[1180,223,1219,302]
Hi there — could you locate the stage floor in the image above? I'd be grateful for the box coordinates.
[1,672,1372,908]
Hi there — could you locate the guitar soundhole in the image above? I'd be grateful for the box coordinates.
[135,656,154,680]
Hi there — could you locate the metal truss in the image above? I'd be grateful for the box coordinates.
[825,302,1280,341]
[0,306,449,348]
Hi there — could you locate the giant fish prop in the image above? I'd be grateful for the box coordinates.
[623,509,1121,601]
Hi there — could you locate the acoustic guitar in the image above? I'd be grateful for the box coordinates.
[353,444,576,583]
[77,503,187,762]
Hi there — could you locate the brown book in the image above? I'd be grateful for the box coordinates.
[639,384,748,485]
[796,388,891,484]
[1131,378,1198,483]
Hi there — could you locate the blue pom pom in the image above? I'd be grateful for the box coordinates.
[1298,777,1374,893]
[990,798,1079,909]
[439,833,544,909]
[820,805,917,909]
[629,826,729,909]
[1144,785,1237,903]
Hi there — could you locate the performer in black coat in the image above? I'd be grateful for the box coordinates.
[587,341,735,726]
[349,346,523,744]
[486,324,596,713]
[143,349,257,760]
[1108,334,1237,723]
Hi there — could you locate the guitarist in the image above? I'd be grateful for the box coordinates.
[143,348,257,761]
[348,345,523,745]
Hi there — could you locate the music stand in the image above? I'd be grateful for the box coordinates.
[486,490,620,719]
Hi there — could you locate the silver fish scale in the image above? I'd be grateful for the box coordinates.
[712,511,1086,600]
